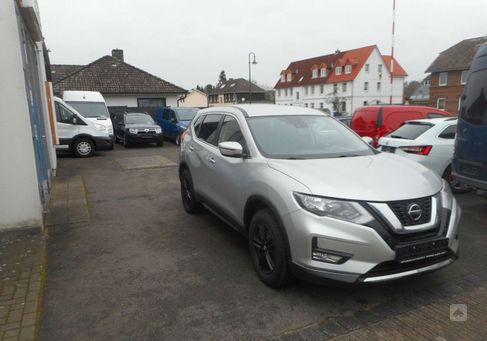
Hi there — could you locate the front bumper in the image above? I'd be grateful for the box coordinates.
[93,136,113,150]
[285,197,461,284]
[126,133,164,144]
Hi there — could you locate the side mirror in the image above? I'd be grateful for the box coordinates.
[361,136,374,145]
[219,141,243,158]
[72,116,78,125]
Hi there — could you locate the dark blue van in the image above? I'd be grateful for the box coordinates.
[453,43,487,193]
[155,107,199,145]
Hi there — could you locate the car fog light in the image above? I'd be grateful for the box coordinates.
[312,248,351,264]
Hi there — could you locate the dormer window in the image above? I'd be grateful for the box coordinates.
[281,74,285,82]
[345,65,352,74]
[335,67,342,75]
[286,73,292,82]
[320,68,327,77]
[312,69,318,79]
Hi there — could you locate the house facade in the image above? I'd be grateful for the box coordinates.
[0,0,57,231]
[208,78,267,106]
[52,49,187,110]
[425,36,487,114]
[274,45,407,115]
[179,89,208,108]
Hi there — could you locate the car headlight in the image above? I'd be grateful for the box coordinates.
[294,192,374,224]
[155,128,162,134]
[95,123,107,131]
[440,179,453,209]
[129,128,138,134]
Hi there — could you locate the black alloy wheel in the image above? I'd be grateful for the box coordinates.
[180,169,201,214]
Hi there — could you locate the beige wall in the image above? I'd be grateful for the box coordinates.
[179,90,208,108]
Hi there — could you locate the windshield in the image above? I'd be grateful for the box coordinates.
[387,122,433,140]
[67,102,109,118]
[247,115,374,159]
[125,114,155,125]
[174,108,199,121]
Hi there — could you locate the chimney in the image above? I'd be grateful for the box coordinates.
[112,49,124,61]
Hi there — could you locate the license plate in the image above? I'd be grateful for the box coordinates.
[395,238,449,264]
[381,146,396,153]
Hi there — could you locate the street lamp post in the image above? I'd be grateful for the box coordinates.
[248,52,257,104]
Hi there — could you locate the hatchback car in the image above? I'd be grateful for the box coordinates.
[378,118,468,192]
[179,105,460,287]
[113,112,163,147]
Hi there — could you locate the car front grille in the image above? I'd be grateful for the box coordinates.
[137,129,156,135]
[387,196,432,226]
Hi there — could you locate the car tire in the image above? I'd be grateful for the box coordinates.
[443,165,471,194]
[248,209,291,288]
[180,169,201,214]
[73,138,95,158]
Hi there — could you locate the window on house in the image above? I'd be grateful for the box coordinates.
[311,103,315,108]
[378,64,383,73]
[312,69,318,79]
[290,88,293,96]
[335,67,342,75]
[364,82,369,91]
[333,83,337,93]
[285,88,288,96]
[305,86,309,95]
[437,97,446,109]
[320,102,324,109]
[305,103,308,108]
[320,68,327,77]
[296,91,300,100]
[377,82,381,91]
[281,74,285,82]
[342,83,347,92]
[311,86,315,95]
[461,70,468,85]
[340,102,346,113]
[363,101,368,106]
[439,72,448,86]
[458,97,462,111]
[320,84,324,94]
[345,65,352,74]
[278,89,281,97]
[137,98,166,108]
[365,64,370,72]
[286,73,292,82]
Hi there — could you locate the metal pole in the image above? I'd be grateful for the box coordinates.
[249,59,252,104]
[390,0,396,104]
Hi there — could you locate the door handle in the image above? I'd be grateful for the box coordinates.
[189,145,194,151]
[208,156,215,164]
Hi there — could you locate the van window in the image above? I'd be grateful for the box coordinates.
[55,102,75,124]
[461,67,487,126]
[67,101,108,118]
[388,122,433,140]
[197,114,222,146]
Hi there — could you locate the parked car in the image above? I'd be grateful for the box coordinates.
[351,105,452,147]
[179,105,460,287]
[336,116,352,127]
[453,42,487,197]
[378,118,469,192]
[54,97,112,157]
[62,91,114,149]
[113,112,163,147]
[156,107,199,145]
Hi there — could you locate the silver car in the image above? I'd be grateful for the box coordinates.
[179,105,460,287]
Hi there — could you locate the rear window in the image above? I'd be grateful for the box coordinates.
[387,122,433,140]
[461,67,487,126]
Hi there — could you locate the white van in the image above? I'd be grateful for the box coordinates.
[54,97,112,157]
[62,91,114,149]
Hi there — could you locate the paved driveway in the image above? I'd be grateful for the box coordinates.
[39,144,487,340]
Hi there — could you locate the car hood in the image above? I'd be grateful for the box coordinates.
[125,124,160,130]
[267,153,442,202]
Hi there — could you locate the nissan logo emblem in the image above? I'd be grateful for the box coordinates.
[144,129,149,132]
[407,203,422,221]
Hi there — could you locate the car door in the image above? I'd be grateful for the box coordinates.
[55,101,79,149]
[190,114,223,199]
[166,110,180,140]
[206,114,249,224]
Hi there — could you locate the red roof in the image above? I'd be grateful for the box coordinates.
[382,55,408,77]
[275,45,407,89]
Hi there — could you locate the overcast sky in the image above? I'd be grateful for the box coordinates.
[38,0,486,90]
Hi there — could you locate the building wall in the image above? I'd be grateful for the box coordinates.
[275,48,405,115]
[0,0,46,230]
[428,71,464,114]
[104,94,181,107]
[179,91,207,108]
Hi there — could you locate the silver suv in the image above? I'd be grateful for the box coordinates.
[179,105,460,287]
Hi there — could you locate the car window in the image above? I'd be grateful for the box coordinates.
[218,116,246,147]
[162,110,170,120]
[461,67,487,126]
[168,111,176,122]
[197,114,222,146]
[193,115,204,135]
[438,124,457,139]
[55,102,75,124]
[387,122,433,140]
